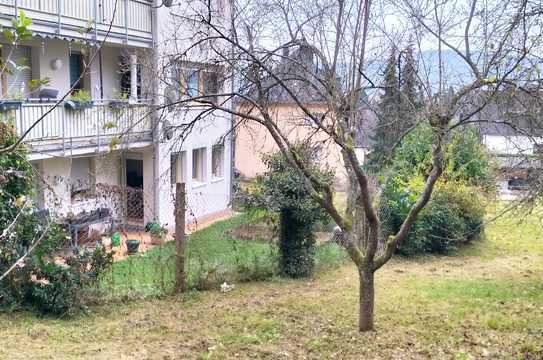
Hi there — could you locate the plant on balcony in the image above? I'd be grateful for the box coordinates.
[109,91,130,111]
[65,90,93,110]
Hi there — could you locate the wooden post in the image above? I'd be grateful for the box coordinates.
[174,182,186,293]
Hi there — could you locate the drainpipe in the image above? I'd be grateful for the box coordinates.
[151,1,160,222]
[99,49,104,99]
[228,0,236,208]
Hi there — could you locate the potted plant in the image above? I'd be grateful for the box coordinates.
[145,221,168,245]
[109,91,130,111]
[65,89,93,110]
[126,239,140,255]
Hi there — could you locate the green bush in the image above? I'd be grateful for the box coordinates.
[239,145,333,278]
[381,124,494,256]
[25,247,113,316]
[0,121,114,316]
[388,180,486,256]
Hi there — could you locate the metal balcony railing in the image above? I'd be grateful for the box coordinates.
[10,100,153,151]
[0,0,153,46]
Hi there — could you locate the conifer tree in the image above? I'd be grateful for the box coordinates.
[370,46,421,169]
[399,45,420,131]
[369,48,401,167]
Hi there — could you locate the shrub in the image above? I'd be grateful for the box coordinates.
[24,246,113,316]
[381,124,494,256]
[0,121,114,316]
[388,180,486,256]
[240,144,333,278]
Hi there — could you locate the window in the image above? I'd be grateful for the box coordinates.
[70,53,84,91]
[170,151,187,185]
[70,157,95,201]
[119,55,141,99]
[507,177,530,191]
[179,68,199,98]
[212,144,224,179]
[201,71,219,104]
[192,148,207,183]
[2,45,32,98]
[177,66,220,103]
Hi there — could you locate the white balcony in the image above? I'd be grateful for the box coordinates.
[8,100,153,157]
[0,0,153,48]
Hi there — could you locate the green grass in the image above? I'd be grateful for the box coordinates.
[455,202,543,258]
[101,214,346,297]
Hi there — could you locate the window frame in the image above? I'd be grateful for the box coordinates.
[175,62,221,104]
[192,147,207,184]
[211,144,225,180]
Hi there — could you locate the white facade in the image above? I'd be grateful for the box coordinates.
[1,0,233,233]
[151,2,234,228]
[483,135,542,156]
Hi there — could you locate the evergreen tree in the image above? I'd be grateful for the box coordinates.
[370,46,421,169]
[369,48,401,167]
[399,45,420,131]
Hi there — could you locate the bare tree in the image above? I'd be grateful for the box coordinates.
[148,0,540,331]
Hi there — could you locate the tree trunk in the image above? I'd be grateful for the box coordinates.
[358,267,375,332]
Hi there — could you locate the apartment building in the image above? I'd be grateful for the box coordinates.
[0,0,233,235]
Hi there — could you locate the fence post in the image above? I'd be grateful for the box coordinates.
[174,182,186,293]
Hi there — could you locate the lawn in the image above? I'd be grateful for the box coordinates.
[1,207,542,359]
[100,213,345,297]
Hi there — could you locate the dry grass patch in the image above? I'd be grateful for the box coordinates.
[1,208,542,359]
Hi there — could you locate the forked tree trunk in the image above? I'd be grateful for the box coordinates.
[358,267,375,332]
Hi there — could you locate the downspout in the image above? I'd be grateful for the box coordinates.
[228,0,236,207]
[151,0,160,221]
[99,49,104,99]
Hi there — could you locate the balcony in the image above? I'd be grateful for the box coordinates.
[8,100,153,157]
[0,0,153,48]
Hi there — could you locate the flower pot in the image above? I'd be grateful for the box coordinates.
[111,232,121,247]
[0,101,22,112]
[64,100,93,110]
[126,239,140,255]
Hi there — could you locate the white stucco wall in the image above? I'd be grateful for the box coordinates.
[155,111,233,230]
[4,38,131,100]
[152,2,234,229]
[37,152,126,219]
[483,135,542,156]
[24,3,233,230]
[89,46,122,100]
[37,39,73,95]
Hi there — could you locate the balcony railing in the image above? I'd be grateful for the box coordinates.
[10,100,153,152]
[0,0,153,46]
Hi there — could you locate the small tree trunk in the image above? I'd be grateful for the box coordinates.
[174,183,187,293]
[358,267,375,332]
